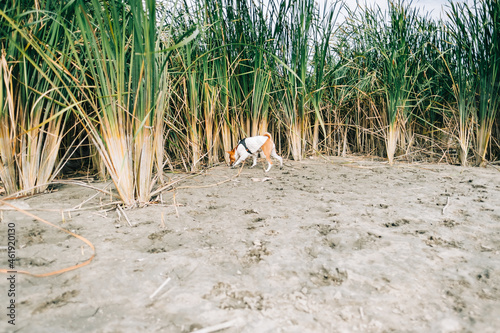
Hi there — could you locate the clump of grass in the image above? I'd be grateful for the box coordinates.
[449,0,500,166]
[349,0,428,164]
[74,0,198,205]
[0,1,74,195]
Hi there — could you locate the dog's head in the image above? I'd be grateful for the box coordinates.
[226,147,237,166]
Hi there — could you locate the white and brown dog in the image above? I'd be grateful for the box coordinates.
[227,132,283,172]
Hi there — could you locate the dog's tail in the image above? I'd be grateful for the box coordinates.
[262,132,274,150]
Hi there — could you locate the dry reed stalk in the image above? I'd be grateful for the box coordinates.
[190,319,239,333]
[0,51,17,194]
[149,277,171,299]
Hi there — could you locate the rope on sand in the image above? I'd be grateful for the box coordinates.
[0,199,95,278]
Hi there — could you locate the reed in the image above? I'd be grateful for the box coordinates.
[281,0,314,161]
[0,1,75,195]
[74,0,197,204]
[354,1,426,164]
[447,0,500,166]
[310,1,341,153]
[1,0,500,203]
[0,48,17,194]
[442,3,475,165]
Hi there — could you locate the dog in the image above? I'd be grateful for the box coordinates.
[227,132,283,172]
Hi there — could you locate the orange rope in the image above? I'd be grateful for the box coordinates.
[0,199,95,277]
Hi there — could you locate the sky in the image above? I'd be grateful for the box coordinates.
[335,0,474,20]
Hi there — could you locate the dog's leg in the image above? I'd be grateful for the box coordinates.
[271,147,283,169]
[260,142,274,173]
[250,153,258,168]
[232,153,248,168]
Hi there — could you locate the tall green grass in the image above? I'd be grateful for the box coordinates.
[74,0,198,204]
[311,1,341,152]
[0,0,75,195]
[446,0,500,166]
[1,0,499,203]
[348,0,429,164]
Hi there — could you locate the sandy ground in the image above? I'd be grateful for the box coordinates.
[1,156,500,333]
